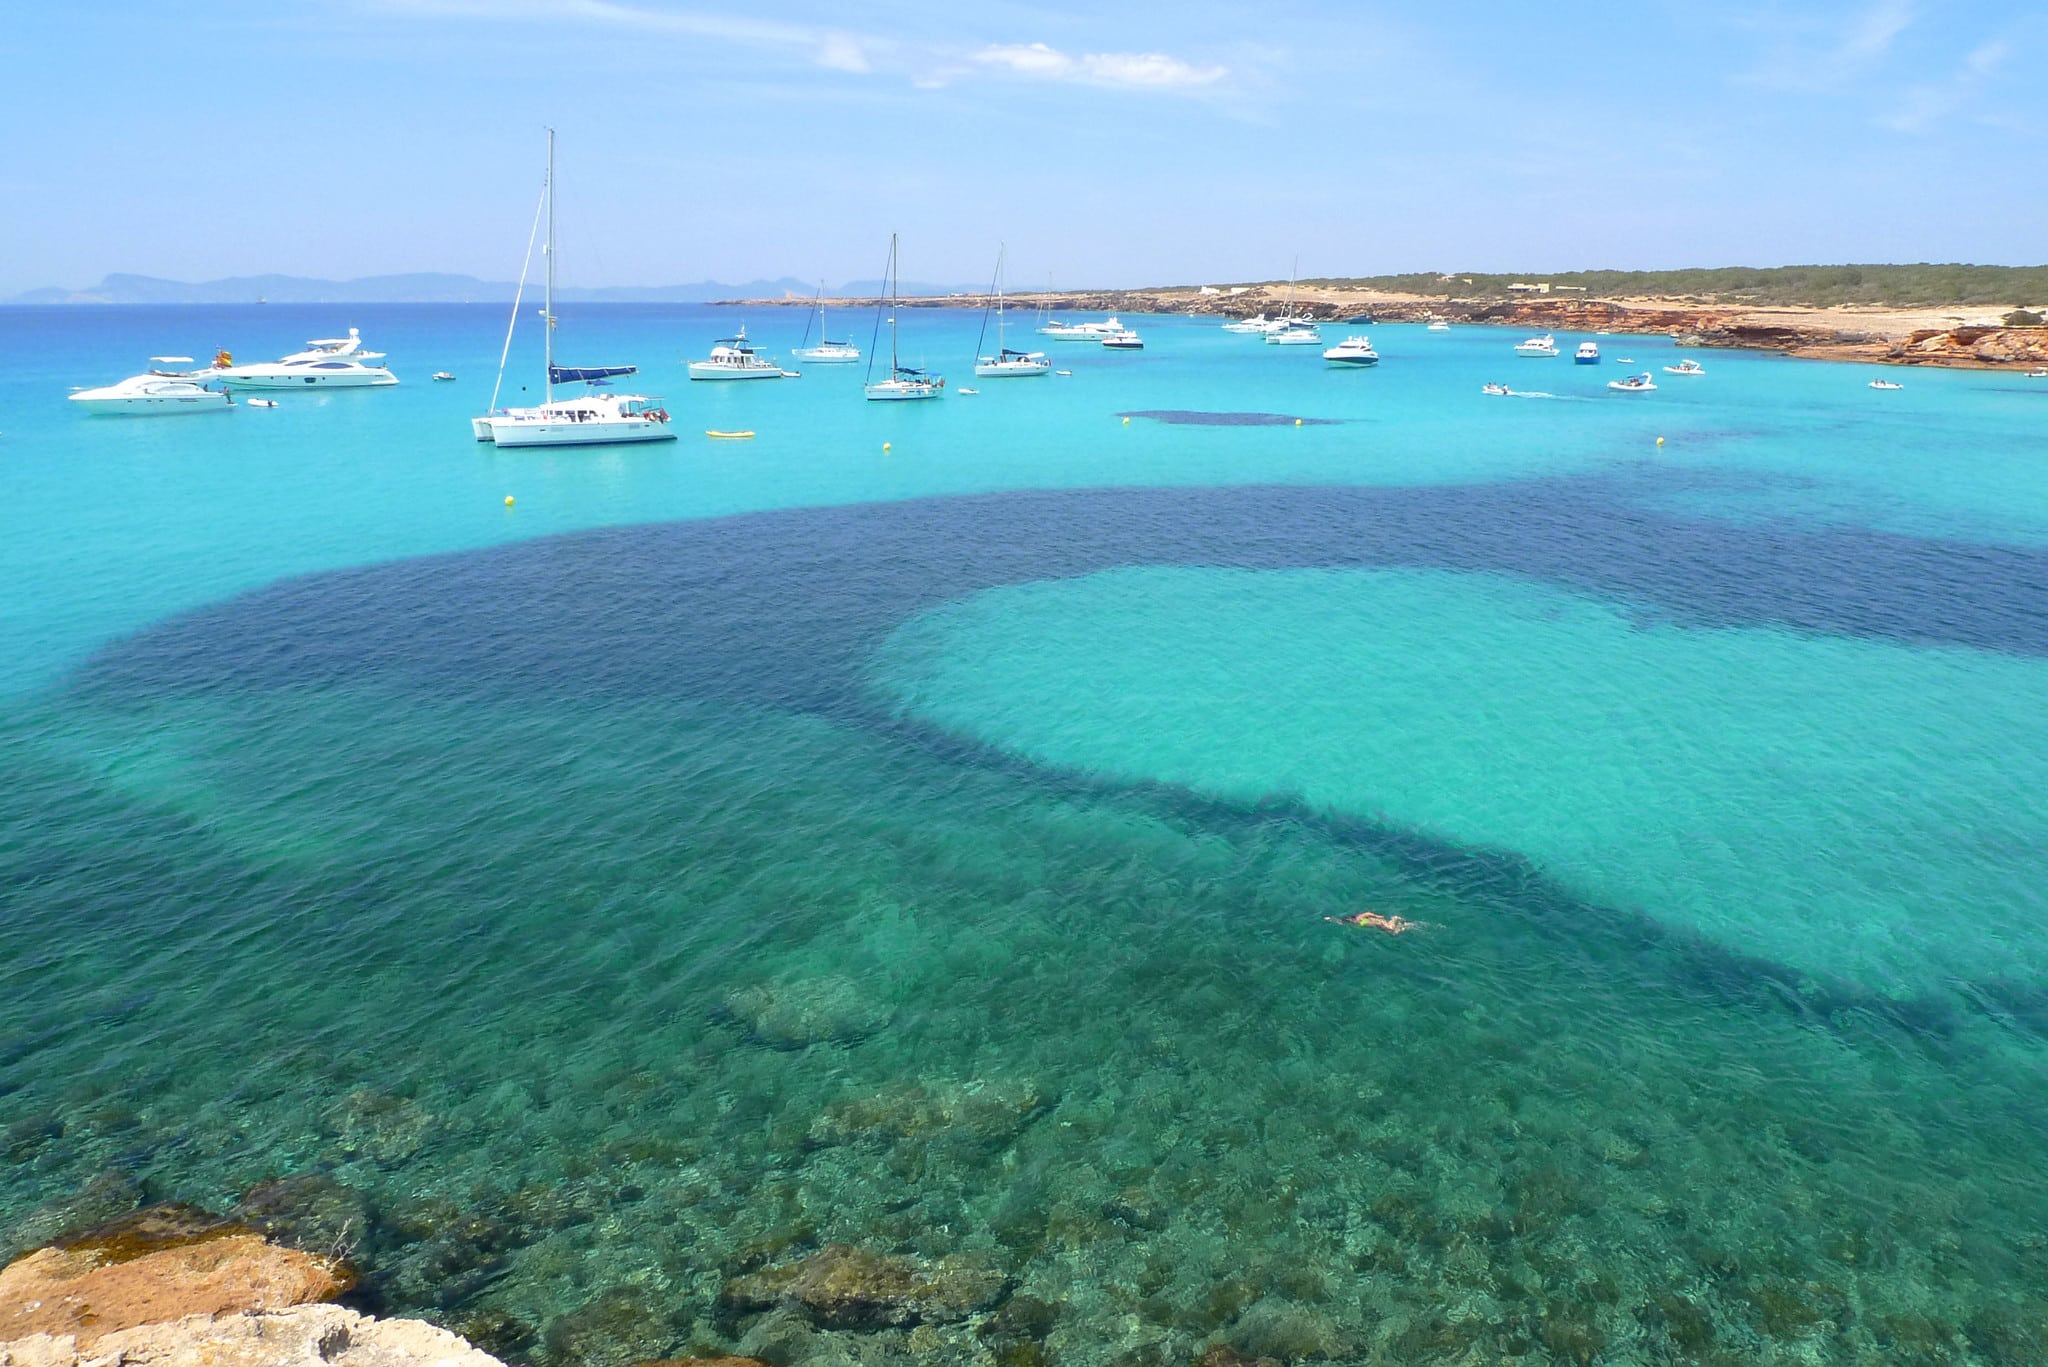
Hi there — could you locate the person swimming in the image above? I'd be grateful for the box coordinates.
[1325,910,1419,934]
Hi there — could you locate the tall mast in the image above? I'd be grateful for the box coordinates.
[890,234,900,376]
[995,243,1006,351]
[544,127,555,405]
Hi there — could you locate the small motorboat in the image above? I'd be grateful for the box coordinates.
[705,430,755,439]
[433,371,456,382]
[1609,373,1658,393]
[1615,357,1636,364]
[1100,328,1145,350]
[1427,319,1451,332]
[1323,336,1379,366]
[1663,358,1705,376]
[2026,367,2047,379]
[247,398,279,408]
[1869,379,1903,390]
[1514,334,1558,357]
[1574,341,1601,365]
[957,387,979,395]
[1482,382,1511,396]
[1054,369,1073,377]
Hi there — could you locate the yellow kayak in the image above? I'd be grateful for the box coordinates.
[706,430,755,439]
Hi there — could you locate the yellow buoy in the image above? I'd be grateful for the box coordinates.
[1295,418,1303,426]
[1122,417,1129,425]
[882,442,892,452]
[504,495,515,507]
[1656,436,1665,446]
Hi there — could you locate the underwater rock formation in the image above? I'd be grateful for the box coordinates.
[720,1244,1012,1330]
[722,975,892,1048]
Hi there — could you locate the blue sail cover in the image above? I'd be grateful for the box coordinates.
[550,364,638,385]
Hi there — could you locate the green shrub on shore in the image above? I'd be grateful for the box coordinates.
[2003,309,2045,326]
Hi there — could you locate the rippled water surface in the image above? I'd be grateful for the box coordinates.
[5,305,2048,1365]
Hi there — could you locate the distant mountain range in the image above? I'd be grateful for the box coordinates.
[8,272,984,305]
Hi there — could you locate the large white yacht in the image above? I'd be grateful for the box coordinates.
[1323,336,1379,366]
[70,359,232,415]
[210,329,397,387]
[1514,334,1560,357]
[473,129,675,446]
[687,328,787,380]
[1038,315,1125,341]
[1222,314,1286,335]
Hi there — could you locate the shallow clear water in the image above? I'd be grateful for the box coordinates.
[5,304,2048,1365]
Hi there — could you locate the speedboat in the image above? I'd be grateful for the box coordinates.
[1514,334,1559,357]
[1609,372,1658,392]
[1100,329,1144,351]
[1663,358,1705,376]
[473,131,674,446]
[211,328,397,387]
[2028,367,2048,379]
[1868,379,1903,390]
[687,328,786,381]
[1039,315,1125,340]
[1427,319,1451,332]
[69,359,232,415]
[432,371,456,382]
[1323,336,1378,366]
[1481,382,1510,396]
[1574,341,1600,364]
[1266,319,1323,346]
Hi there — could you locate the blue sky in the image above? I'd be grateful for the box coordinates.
[5,1,2043,292]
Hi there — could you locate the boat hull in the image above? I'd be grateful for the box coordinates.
[69,393,231,415]
[211,366,398,388]
[685,363,783,381]
[486,418,678,446]
[974,360,1051,377]
[864,382,943,401]
[792,348,860,364]
[1324,354,1378,366]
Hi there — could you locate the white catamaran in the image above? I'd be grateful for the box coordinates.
[973,245,1050,379]
[864,234,944,401]
[473,129,675,447]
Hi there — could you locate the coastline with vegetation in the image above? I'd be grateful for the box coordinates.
[729,263,2048,370]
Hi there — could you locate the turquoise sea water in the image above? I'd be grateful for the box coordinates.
[5,304,2048,1364]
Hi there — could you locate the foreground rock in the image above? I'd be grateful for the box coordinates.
[721,1244,1011,1330]
[0,1304,503,1367]
[0,1205,353,1347]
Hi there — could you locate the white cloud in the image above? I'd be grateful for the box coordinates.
[973,41,1227,91]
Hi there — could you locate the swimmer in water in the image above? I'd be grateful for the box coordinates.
[1325,910,1420,934]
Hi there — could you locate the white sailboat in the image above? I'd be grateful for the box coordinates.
[864,234,944,401]
[973,245,1050,379]
[473,129,675,446]
[792,282,860,363]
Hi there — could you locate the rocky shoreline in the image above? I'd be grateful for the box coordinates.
[724,286,2048,371]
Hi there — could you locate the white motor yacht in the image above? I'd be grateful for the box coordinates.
[1514,334,1559,357]
[1100,328,1145,351]
[70,359,232,415]
[1323,336,1378,366]
[865,233,945,401]
[1664,358,1706,376]
[211,328,397,387]
[973,246,1052,377]
[473,130,674,446]
[1427,319,1451,332]
[1039,315,1125,340]
[1574,341,1601,364]
[687,328,787,381]
[1222,314,1285,335]
[1266,319,1323,346]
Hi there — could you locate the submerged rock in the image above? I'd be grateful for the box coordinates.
[543,1286,680,1367]
[325,1089,435,1164]
[0,1171,144,1265]
[720,1244,1011,1331]
[0,1304,504,1367]
[723,976,892,1048]
[234,1173,374,1259]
